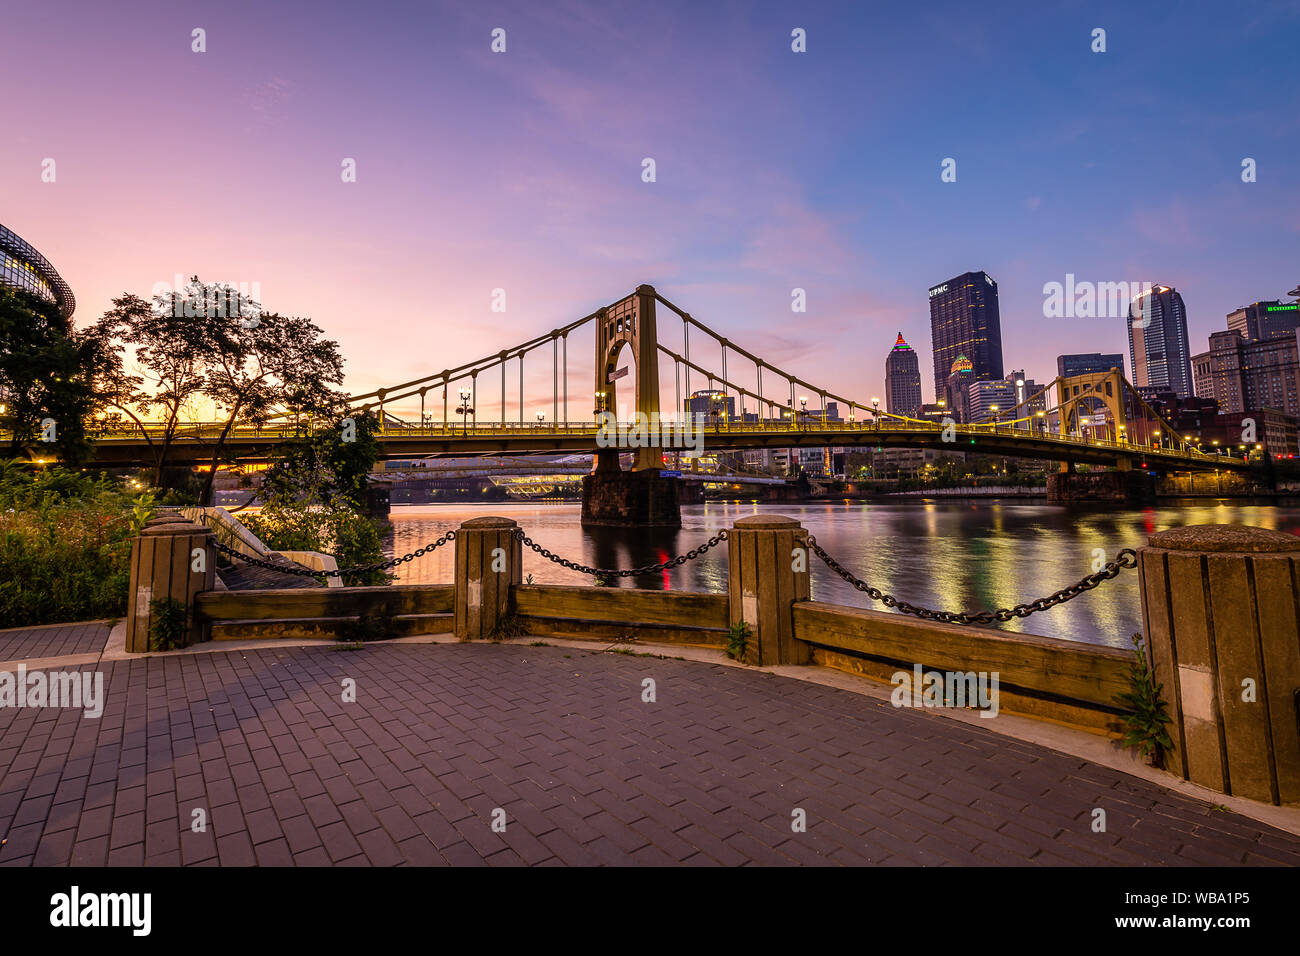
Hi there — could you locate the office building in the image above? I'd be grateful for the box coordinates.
[1192,329,1300,430]
[928,271,1004,403]
[1127,285,1192,397]
[944,355,977,422]
[967,380,1017,423]
[1057,353,1126,379]
[884,332,922,419]
[684,389,735,422]
[1226,301,1300,342]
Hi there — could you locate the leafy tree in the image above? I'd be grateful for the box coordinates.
[93,283,218,486]
[0,286,99,464]
[260,409,381,510]
[198,303,345,505]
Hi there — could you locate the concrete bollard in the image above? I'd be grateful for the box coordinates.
[125,517,216,652]
[454,516,522,639]
[727,515,811,666]
[1139,524,1300,805]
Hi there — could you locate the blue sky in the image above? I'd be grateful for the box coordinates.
[2,0,1297,415]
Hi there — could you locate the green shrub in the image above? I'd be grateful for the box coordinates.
[0,464,137,628]
[725,620,751,661]
[147,597,190,651]
[1115,633,1175,769]
[243,499,391,587]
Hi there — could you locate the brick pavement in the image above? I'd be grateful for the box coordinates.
[2,641,1299,866]
[0,621,110,663]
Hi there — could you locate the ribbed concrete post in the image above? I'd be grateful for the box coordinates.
[125,517,216,652]
[727,515,811,666]
[454,516,522,639]
[1139,524,1300,805]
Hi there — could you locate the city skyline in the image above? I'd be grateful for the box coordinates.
[3,0,1298,415]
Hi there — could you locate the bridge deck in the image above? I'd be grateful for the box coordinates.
[79,421,1249,471]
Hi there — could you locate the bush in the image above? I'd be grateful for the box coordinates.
[244,499,391,586]
[148,597,190,651]
[0,464,138,628]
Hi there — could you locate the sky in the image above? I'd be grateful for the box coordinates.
[3,0,1298,421]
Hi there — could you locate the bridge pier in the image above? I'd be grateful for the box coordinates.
[582,451,682,528]
[1046,470,1154,504]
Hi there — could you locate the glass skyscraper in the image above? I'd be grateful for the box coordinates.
[928,271,1004,403]
[1127,285,1192,397]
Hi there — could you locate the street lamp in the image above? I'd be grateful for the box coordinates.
[799,395,808,429]
[457,387,474,436]
[871,397,880,425]
[989,404,999,431]
[536,411,545,428]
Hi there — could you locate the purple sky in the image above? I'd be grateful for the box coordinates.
[3,0,1298,421]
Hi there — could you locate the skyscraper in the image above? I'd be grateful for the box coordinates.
[945,355,976,423]
[928,271,1004,402]
[884,332,922,419]
[1057,353,1126,379]
[1226,300,1300,342]
[1192,329,1300,426]
[1127,285,1192,397]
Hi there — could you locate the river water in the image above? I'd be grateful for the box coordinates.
[384,499,1300,648]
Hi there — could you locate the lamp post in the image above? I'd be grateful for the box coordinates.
[871,397,880,426]
[1036,409,1046,435]
[989,404,999,433]
[457,387,474,436]
[799,395,808,430]
[536,411,545,429]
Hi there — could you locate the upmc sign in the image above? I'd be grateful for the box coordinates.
[929,284,948,298]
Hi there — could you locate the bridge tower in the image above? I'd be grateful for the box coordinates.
[583,284,681,527]
[594,284,663,472]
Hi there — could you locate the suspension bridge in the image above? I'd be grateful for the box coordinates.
[79,284,1247,522]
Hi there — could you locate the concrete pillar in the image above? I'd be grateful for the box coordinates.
[727,515,811,666]
[1139,524,1300,805]
[125,517,215,652]
[454,516,522,639]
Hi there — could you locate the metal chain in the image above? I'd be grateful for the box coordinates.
[515,527,729,578]
[805,535,1138,626]
[211,530,457,579]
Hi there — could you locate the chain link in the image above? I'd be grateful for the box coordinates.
[514,527,729,578]
[805,535,1137,626]
[211,531,457,580]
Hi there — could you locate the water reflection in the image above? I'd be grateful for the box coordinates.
[384,499,1300,649]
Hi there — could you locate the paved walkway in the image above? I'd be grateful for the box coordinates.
[0,621,111,663]
[2,640,1300,866]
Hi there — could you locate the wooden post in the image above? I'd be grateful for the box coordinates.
[727,515,811,665]
[454,516,522,639]
[1140,524,1300,805]
[125,517,216,652]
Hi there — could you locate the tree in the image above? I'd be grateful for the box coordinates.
[260,409,381,510]
[0,286,98,464]
[95,283,218,486]
[198,301,345,506]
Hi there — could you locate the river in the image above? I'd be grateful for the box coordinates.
[383,499,1300,648]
